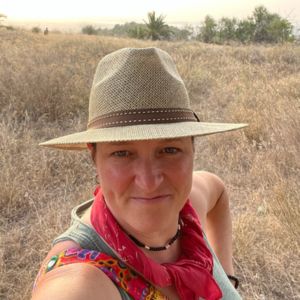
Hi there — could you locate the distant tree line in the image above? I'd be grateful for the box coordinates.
[82,6,294,44]
[197,6,294,43]
[82,12,193,41]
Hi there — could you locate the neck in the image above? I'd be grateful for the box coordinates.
[124,220,182,263]
[128,220,181,250]
[89,205,181,263]
[143,238,181,263]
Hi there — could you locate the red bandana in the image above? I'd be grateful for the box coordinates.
[91,187,222,300]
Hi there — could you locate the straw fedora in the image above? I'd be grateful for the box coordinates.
[40,47,247,150]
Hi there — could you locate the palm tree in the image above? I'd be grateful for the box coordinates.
[145,11,170,41]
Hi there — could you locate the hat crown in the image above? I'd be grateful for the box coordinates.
[40,47,246,150]
[88,47,191,126]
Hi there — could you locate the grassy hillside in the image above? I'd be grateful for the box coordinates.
[0,28,299,299]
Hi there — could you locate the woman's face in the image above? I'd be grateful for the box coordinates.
[93,137,194,234]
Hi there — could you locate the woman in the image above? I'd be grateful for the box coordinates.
[33,47,246,299]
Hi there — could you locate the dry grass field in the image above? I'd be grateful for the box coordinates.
[0,28,299,299]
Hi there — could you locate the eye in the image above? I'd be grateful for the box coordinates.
[112,150,130,157]
[162,147,180,154]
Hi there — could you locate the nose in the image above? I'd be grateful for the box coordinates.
[134,157,163,193]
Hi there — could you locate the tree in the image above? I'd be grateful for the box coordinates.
[266,15,294,42]
[127,23,148,39]
[218,17,238,42]
[145,11,171,40]
[252,6,294,43]
[82,25,97,35]
[252,6,273,42]
[112,22,146,38]
[169,25,193,40]
[236,19,255,43]
[32,26,41,34]
[197,15,217,43]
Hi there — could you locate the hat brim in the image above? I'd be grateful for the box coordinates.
[39,122,248,150]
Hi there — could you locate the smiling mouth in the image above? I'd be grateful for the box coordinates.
[132,194,171,202]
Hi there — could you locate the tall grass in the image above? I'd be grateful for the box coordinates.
[0,28,299,299]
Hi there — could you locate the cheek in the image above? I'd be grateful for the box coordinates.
[96,162,131,198]
[175,155,194,194]
[175,151,194,174]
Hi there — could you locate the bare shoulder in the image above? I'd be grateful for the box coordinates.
[32,263,122,300]
[192,171,225,195]
[189,171,226,228]
[32,241,121,300]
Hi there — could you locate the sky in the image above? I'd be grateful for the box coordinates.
[1,0,299,26]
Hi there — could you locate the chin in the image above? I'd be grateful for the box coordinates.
[129,208,179,230]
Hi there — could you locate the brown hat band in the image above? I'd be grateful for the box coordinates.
[88,108,199,129]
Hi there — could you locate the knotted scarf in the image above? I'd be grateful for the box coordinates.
[91,187,222,300]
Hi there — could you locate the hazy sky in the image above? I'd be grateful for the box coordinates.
[1,0,299,24]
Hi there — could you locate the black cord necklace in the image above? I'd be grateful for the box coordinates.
[128,221,181,251]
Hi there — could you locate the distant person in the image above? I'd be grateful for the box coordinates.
[44,27,48,35]
[32,47,246,299]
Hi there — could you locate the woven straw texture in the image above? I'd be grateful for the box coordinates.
[40,47,247,150]
[88,47,190,125]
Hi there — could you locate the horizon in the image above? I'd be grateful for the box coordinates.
[1,0,299,34]
[5,17,300,35]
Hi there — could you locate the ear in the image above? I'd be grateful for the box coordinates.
[87,143,93,151]
[87,143,96,163]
